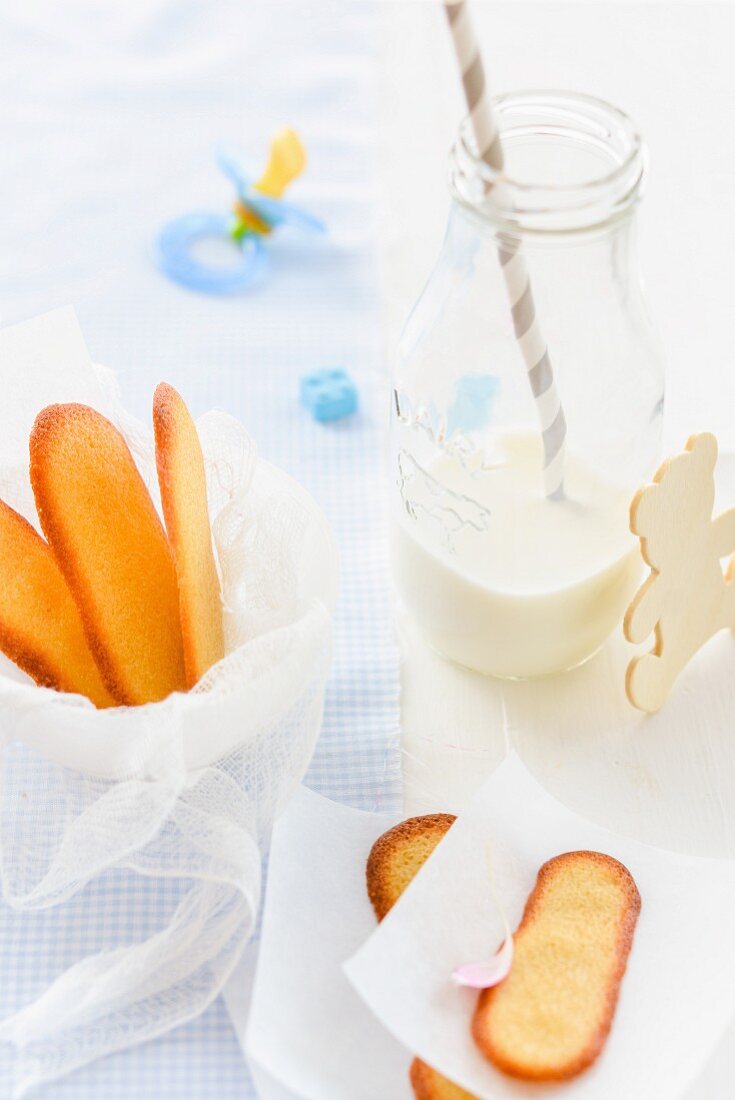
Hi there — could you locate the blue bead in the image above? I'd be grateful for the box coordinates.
[299,369,358,422]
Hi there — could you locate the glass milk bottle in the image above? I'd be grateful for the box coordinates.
[390,92,664,678]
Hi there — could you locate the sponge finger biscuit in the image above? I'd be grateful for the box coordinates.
[153,383,224,689]
[367,815,476,1100]
[0,499,114,707]
[473,850,640,1081]
[366,813,456,922]
[30,403,186,705]
[409,1059,478,1100]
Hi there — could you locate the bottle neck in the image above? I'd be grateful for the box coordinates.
[448,91,646,240]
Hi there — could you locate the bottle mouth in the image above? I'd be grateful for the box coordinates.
[449,90,646,235]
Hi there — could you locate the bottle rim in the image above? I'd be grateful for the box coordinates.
[449,90,646,236]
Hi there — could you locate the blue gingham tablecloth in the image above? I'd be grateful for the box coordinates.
[0,1,400,1095]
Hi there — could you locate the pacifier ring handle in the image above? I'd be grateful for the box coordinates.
[155,212,268,294]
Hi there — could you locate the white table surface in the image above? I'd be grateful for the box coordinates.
[379,5,735,1096]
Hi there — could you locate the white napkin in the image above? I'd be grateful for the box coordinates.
[345,753,735,1100]
[244,786,413,1100]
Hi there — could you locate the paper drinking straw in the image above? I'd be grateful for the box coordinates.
[444,0,567,499]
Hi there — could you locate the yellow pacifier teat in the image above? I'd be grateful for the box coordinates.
[255,128,307,198]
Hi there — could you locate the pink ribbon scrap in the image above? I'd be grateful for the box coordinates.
[451,934,514,990]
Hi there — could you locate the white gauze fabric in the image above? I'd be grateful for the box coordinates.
[0,312,333,1097]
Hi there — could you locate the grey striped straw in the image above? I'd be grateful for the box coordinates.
[445,0,566,499]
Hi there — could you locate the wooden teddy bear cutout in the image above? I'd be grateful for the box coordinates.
[625,433,735,713]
